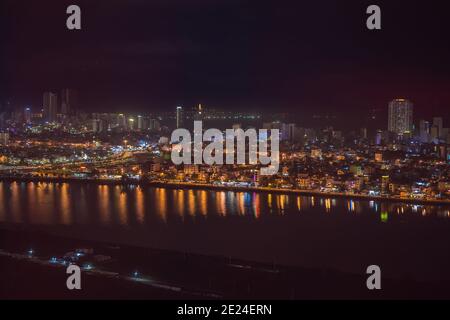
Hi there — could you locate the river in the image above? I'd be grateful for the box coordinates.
[1,181,450,282]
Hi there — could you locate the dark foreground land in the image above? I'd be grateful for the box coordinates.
[1,226,449,300]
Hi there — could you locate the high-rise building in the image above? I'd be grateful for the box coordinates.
[176,106,184,128]
[194,103,203,121]
[431,125,439,141]
[263,121,298,142]
[137,115,144,131]
[24,107,32,124]
[0,113,6,129]
[61,89,77,115]
[0,132,9,145]
[432,117,443,138]
[360,127,368,140]
[381,175,390,194]
[92,119,103,133]
[128,117,135,130]
[117,114,126,128]
[43,92,58,123]
[283,123,297,142]
[375,130,382,145]
[419,120,430,143]
[388,99,413,135]
[148,118,160,131]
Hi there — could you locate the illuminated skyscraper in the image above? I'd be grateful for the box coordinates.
[117,114,126,128]
[43,92,58,123]
[128,117,135,130]
[137,115,144,130]
[24,107,32,124]
[375,130,382,145]
[388,99,413,135]
[176,106,184,128]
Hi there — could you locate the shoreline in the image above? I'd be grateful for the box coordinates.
[1,175,449,206]
[2,226,450,299]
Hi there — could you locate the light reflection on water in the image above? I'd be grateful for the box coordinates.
[0,181,449,227]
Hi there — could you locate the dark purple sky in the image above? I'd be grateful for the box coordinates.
[1,0,450,121]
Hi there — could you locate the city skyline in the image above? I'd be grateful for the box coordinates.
[1,0,450,302]
[2,89,449,138]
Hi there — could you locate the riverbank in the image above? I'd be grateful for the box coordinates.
[1,175,449,206]
[1,226,450,299]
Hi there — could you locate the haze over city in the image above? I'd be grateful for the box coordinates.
[1,0,449,122]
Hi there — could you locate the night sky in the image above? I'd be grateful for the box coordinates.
[1,0,450,122]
